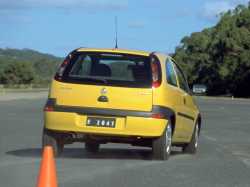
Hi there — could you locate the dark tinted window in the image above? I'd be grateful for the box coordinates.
[62,52,152,88]
[174,64,190,93]
[166,60,177,87]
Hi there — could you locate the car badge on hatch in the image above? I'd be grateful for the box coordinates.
[101,88,107,95]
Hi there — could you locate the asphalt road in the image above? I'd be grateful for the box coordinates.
[0,95,250,187]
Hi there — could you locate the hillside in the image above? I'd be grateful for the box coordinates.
[173,3,250,97]
[0,48,62,85]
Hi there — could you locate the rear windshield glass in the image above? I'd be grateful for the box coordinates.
[61,52,152,88]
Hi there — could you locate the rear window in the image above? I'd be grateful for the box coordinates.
[60,52,152,88]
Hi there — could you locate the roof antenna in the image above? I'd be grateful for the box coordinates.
[115,16,118,49]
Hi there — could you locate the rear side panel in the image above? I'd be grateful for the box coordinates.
[152,53,200,143]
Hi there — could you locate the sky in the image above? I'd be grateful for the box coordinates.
[0,0,249,57]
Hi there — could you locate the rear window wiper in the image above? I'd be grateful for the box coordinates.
[68,75,108,84]
[81,77,108,84]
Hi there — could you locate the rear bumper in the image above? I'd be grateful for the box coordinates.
[44,98,174,138]
[44,111,168,138]
[44,98,174,137]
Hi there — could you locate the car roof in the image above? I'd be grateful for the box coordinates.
[76,48,151,56]
[75,48,173,63]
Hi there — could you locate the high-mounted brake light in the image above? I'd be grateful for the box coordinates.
[151,56,162,88]
[151,113,164,119]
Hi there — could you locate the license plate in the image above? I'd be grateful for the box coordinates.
[86,117,116,128]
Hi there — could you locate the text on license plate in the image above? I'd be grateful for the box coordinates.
[86,117,116,128]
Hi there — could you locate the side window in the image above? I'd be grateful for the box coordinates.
[165,60,178,87]
[174,64,190,93]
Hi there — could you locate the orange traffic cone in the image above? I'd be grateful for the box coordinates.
[36,146,58,187]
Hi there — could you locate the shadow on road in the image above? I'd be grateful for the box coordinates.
[6,147,183,160]
[6,148,42,158]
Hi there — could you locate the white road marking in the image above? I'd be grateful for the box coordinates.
[203,134,217,142]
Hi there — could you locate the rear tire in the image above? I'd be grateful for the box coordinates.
[85,142,100,153]
[183,123,199,154]
[152,123,172,160]
[42,128,64,157]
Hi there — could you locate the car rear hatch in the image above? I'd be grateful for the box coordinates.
[52,51,154,112]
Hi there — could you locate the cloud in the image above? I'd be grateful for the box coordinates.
[203,1,234,19]
[0,9,32,23]
[232,0,249,4]
[202,0,249,20]
[0,0,128,11]
[128,21,145,29]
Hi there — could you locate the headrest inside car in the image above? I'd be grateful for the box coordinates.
[91,64,112,77]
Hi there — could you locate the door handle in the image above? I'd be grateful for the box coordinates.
[183,97,186,105]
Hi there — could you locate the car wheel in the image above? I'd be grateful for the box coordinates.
[85,142,100,153]
[42,128,64,157]
[152,123,172,160]
[183,123,199,154]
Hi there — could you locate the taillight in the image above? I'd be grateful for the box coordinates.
[151,56,162,88]
[44,106,54,112]
[151,113,164,119]
[54,57,70,81]
[44,98,56,112]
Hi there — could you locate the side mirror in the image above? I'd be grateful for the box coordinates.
[192,84,207,95]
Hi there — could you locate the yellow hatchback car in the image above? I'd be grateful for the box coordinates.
[43,48,201,160]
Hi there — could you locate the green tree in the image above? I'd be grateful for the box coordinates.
[1,62,36,85]
[0,48,62,85]
[173,4,250,97]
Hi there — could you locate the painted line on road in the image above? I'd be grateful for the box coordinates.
[0,158,40,167]
[202,134,217,142]
[196,96,250,101]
